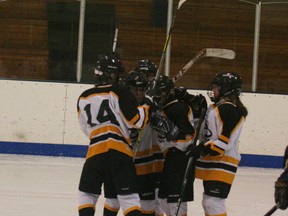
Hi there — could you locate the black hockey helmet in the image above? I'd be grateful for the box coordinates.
[124,70,149,105]
[155,75,174,95]
[92,55,124,85]
[135,59,157,80]
[150,75,174,108]
[208,72,243,102]
[124,70,148,91]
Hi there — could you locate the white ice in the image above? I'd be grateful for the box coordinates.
[0,154,286,216]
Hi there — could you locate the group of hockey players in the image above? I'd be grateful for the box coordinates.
[76,54,249,216]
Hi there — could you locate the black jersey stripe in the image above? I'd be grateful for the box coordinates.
[90,133,129,146]
[134,155,154,165]
[153,152,165,160]
[196,161,238,173]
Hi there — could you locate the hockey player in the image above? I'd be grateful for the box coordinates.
[187,72,248,216]
[77,55,150,216]
[274,145,288,210]
[149,75,195,216]
[124,70,165,216]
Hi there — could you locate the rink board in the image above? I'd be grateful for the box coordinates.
[0,79,287,168]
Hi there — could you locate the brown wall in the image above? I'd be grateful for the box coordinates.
[0,0,287,93]
[0,1,49,80]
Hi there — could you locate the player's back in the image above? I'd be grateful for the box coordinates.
[77,83,149,159]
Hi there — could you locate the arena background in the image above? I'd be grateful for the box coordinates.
[1,0,288,93]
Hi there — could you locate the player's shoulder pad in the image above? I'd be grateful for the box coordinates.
[79,85,110,98]
[217,102,242,123]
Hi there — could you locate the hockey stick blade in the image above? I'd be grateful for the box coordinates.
[172,48,236,83]
[178,0,187,9]
[205,48,235,59]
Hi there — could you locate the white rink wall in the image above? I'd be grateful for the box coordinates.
[0,80,91,146]
[0,79,287,167]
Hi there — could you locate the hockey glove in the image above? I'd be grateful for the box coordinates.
[186,141,209,159]
[144,95,159,115]
[174,86,187,100]
[275,169,288,210]
[150,114,179,142]
[183,94,208,119]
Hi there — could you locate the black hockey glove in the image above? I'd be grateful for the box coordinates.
[150,114,179,142]
[186,141,209,159]
[275,169,288,210]
[144,95,159,115]
[174,86,187,100]
[184,94,208,119]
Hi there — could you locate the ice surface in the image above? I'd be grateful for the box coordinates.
[0,154,286,216]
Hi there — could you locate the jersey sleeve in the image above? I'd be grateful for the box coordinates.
[164,101,194,137]
[77,93,90,137]
[205,103,244,156]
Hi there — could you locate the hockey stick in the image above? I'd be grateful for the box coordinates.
[112,19,119,56]
[172,48,236,83]
[133,130,143,162]
[152,0,187,93]
[175,107,207,216]
[264,203,280,216]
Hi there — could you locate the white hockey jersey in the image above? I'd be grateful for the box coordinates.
[133,123,164,176]
[77,84,150,159]
[196,101,246,185]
